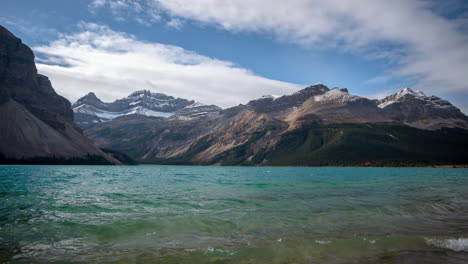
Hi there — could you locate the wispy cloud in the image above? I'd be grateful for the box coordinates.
[88,0,161,25]
[33,23,301,107]
[0,16,58,42]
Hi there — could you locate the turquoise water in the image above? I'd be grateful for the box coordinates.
[1,166,468,263]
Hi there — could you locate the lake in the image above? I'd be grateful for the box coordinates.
[1,166,467,263]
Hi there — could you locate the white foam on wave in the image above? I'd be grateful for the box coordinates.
[315,240,331,245]
[204,247,235,256]
[425,238,468,252]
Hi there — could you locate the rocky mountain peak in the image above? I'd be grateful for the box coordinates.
[85,92,98,98]
[291,83,330,97]
[247,83,330,116]
[74,92,106,108]
[128,90,152,96]
[127,90,176,101]
[378,88,452,109]
[73,90,221,125]
[339,88,349,93]
[377,88,467,130]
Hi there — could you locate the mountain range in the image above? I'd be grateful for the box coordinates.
[78,84,468,166]
[72,90,221,126]
[1,24,467,166]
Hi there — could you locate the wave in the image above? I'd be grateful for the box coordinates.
[425,237,468,252]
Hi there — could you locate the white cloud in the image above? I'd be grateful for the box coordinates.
[144,0,468,98]
[166,18,183,29]
[33,23,301,107]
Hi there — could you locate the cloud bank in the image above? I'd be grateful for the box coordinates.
[34,23,301,107]
[151,0,468,95]
[90,0,468,105]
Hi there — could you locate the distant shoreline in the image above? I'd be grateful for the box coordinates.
[0,164,466,168]
[137,164,468,168]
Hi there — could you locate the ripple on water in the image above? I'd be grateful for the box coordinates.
[0,166,467,263]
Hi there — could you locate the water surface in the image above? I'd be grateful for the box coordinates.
[1,166,468,263]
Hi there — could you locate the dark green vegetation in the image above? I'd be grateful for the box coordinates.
[262,123,468,166]
[104,123,468,166]
[0,154,114,165]
[100,148,138,165]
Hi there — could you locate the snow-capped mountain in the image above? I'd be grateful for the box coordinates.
[80,83,468,166]
[72,90,221,125]
[247,85,467,130]
[377,88,468,130]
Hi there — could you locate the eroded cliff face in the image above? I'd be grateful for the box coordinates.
[0,25,119,164]
[0,26,73,129]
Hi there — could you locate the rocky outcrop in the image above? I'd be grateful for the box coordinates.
[377,88,468,130]
[0,25,120,164]
[285,88,395,128]
[72,90,222,126]
[246,83,330,117]
[0,26,73,130]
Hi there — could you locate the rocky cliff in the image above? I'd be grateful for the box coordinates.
[0,25,120,164]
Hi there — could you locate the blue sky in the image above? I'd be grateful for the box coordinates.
[1,0,468,112]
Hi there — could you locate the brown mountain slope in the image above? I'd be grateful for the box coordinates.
[0,25,119,164]
[285,88,396,129]
[85,106,287,165]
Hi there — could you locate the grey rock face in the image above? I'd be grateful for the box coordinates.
[0,25,119,164]
[0,26,73,129]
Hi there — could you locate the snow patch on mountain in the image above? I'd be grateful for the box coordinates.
[314,88,361,103]
[378,88,458,110]
[73,90,222,125]
[74,104,174,121]
[378,88,425,108]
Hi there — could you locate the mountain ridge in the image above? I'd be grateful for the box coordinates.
[377,88,468,130]
[82,84,468,166]
[72,89,222,125]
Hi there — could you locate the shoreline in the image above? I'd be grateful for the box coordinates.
[0,164,466,168]
[137,164,468,168]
